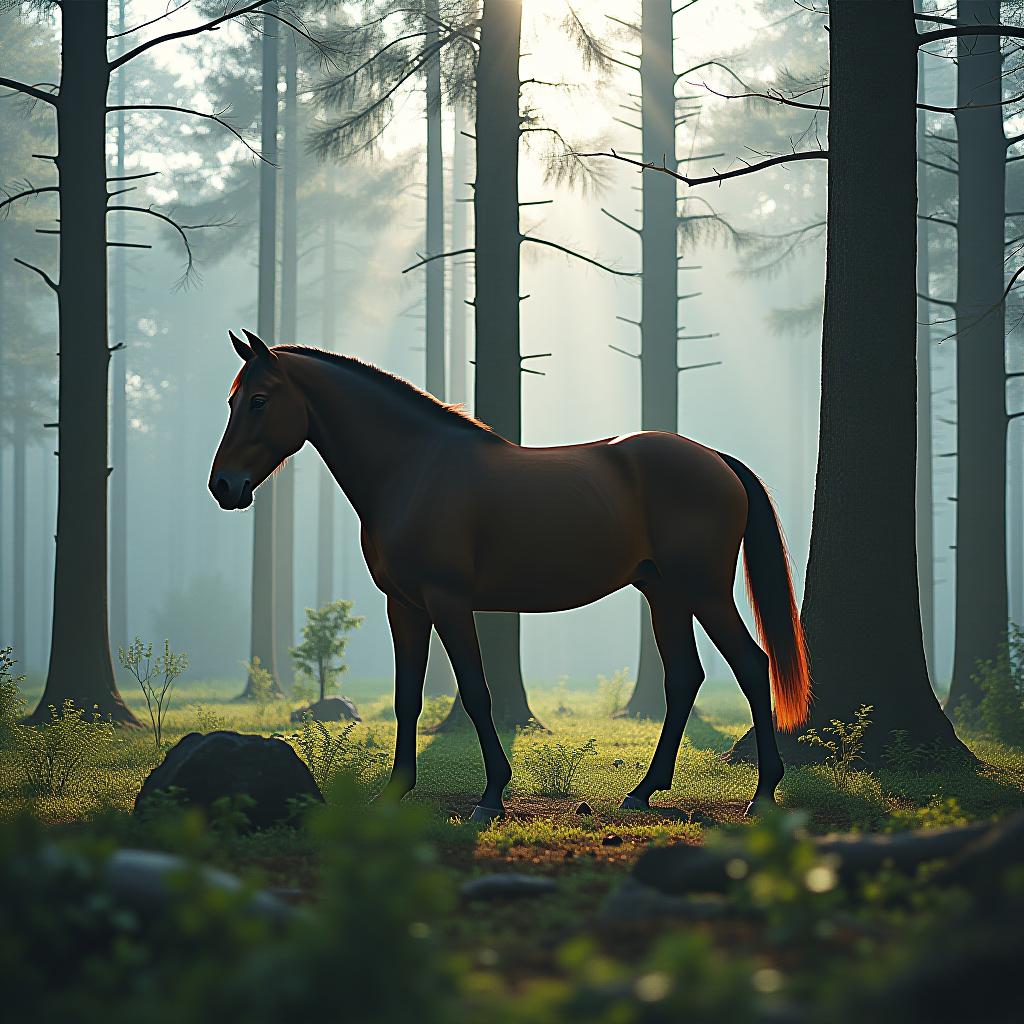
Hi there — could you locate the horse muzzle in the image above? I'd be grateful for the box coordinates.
[210,471,253,510]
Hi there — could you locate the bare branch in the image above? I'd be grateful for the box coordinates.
[580,147,828,187]
[919,25,1024,46]
[918,291,956,309]
[920,91,1024,114]
[108,204,223,287]
[107,104,269,164]
[0,185,58,218]
[109,0,192,39]
[0,76,57,106]
[522,234,640,276]
[402,247,474,274]
[601,207,640,235]
[693,82,828,111]
[13,257,57,292]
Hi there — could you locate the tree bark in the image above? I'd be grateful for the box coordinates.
[12,359,26,666]
[946,0,1009,715]
[31,0,137,723]
[449,101,471,408]
[733,0,966,765]
[437,0,537,730]
[316,187,336,609]
[241,0,282,699]
[273,30,298,691]
[623,0,678,720]
[916,47,935,678]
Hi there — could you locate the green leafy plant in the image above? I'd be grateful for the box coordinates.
[291,714,385,792]
[420,694,454,731]
[798,704,873,790]
[290,600,363,704]
[597,667,631,717]
[190,704,226,734]
[119,638,189,748]
[552,676,572,716]
[0,646,26,745]
[17,700,117,797]
[970,624,1024,746]
[521,736,597,796]
[243,657,277,731]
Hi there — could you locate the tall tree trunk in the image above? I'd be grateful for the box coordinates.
[316,188,336,609]
[438,0,536,730]
[241,1,282,699]
[735,0,966,765]
[274,31,298,691]
[109,0,128,659]
[946,0,1009,715]
[1011,418,1023,624]
[422,0,457,698]
[916,47,935,678]
[32,0,137,723]
[623,0,677,720]
[12,359,25,665]
[40,443,53,665]
[449,101,470,408]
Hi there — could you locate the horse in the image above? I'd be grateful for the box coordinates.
[210,329,811,821]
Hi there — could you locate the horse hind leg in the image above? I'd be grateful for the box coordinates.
[622,593,705,810]
[695,595,784,814]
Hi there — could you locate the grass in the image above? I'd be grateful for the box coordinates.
[4,674,1024,1021]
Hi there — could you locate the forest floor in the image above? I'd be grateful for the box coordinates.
[4,678,1024,1021]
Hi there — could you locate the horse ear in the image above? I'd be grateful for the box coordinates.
[242,329,276,363]
[229,330,254,362]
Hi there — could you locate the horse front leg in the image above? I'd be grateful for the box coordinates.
[424,589,513,822]
[381,596,431,800]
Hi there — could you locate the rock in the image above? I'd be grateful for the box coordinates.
[134,731,323,830]
[575,801,593,816]
[612,758,625,768]
[602,834,623,847]
[460,873,558,901]
[633,820,994,895]
[600,877,737,923]
[290,696,360,723]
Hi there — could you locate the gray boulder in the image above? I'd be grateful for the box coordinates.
[290,696,361,723]
[134,731,323,829]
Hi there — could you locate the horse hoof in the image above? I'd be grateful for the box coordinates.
[744,797,777,818]
[469,804,505,824]
[619,794,650,811]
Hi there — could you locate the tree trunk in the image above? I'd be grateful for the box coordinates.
[422,1,457,698]
[241,1,282,699]
[449,101,471,408]
[273,30,298,691]
[1010,418,1023,624]
[109,0,128,660]
[12,359,26,665]
[316,195,336,609]
[916,47,935,678]
[946,0,1009,715]
[437,0,537,730]
[623,0,678,720]
[31,0,137,723]
[733,0,966,766]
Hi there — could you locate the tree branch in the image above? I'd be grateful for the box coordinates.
[920,91,1024,114]
[0,185,58,218]
[0,76,57,106]
[108,204,222,287]
[13,257,57,292]
[110,0,274,72]
[402,247,474,274]
[580,147,827,187]
[919,25,1024,46]
[918,291,956,309]
[521,234,640,276]
[109,0,193,39]
[107,104,269,164]
[601,207,641,234]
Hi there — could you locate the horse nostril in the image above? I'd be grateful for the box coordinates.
[214,475,232,503]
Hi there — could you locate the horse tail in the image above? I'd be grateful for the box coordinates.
[717,451,811,731]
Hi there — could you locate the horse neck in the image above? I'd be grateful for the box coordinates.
[285,353,447,520]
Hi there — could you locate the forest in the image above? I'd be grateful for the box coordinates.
[1,0,1023,1021]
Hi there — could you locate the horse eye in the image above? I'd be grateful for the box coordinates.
[250,395,267,411]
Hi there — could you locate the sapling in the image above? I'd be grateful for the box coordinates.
[290,600,363,704]
[119,638,188,748]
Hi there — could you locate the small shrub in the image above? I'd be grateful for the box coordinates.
[290,599,363,704]
[0,646,26,745]
[420,694,454,731]
[971,624,1024,746]
[190,703,226,734]
[16,701,117,797]
[887,795,969,832]
[119,637,189,748]
[290,713,385,792]
[597,668,631,717]
[521,736,597,796]
[243,657,277,730]
[799,704,873,790]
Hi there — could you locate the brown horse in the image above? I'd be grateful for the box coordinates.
[210,330,811,820]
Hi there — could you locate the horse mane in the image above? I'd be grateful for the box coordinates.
[275,345,497,437]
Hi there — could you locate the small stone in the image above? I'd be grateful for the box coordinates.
[575,801,593,816]
[612,758,625,768]
[289,696,360,723]
[460,873,557,901]
[602,834,624,847]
